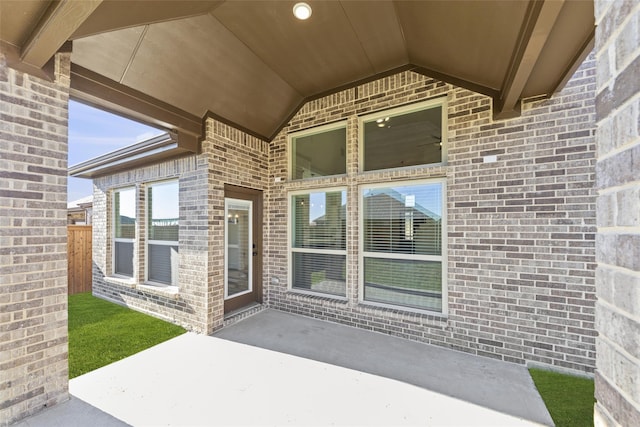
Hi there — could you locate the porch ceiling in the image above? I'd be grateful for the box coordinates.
[0,0,594,143]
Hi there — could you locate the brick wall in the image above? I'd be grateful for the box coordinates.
[202,118,270,332]
[92,155,210,333]
[594,0,640,425]
[0,53,70,425]
[88,56,597,372]
[266,58,597,372]
[92,119,270,334]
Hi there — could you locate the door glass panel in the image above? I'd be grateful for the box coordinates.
[225,198,252,299]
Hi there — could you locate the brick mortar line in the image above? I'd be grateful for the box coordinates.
[597,179,640,194]
[597,319,640,367]
[595,55,640,99]
[596,341,640,414]
[597,227,640,234]
[596,265,640,283]
[597,298,640,332]
[594,2,640,50]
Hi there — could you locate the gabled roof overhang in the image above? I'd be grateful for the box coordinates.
[68,132,189,179]
[1,0,595,145]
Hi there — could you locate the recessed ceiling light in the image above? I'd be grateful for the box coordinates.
[293,2,312,20]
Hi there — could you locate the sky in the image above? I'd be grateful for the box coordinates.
[67,100,165,202]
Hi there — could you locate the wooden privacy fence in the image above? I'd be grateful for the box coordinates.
[68,225,92,295]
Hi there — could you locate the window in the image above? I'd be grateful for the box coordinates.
[147,180,179,286]
[361,99,445,171]
[361,180,446,313]
[113,187,136,277]
[290,188,347,297]
[290,122,346,180]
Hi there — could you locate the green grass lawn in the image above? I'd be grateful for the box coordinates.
[529,368,595,427]
[68,292,186,378]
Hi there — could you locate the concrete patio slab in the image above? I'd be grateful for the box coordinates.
[16,309,553,426]
[215,309,554,426]
[70,332,546,426]
[11,396,129,427]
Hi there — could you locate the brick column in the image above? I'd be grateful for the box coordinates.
[203,118,269,333]
[594,0,640,425]
[0,53,71,425]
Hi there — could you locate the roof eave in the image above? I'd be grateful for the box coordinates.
[68,132,189,179]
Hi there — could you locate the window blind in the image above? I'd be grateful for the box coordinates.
[363,184,442,256]
[291,189,347,297]
[147,181,179,286]
[114,241,134,276]
[362,181,444,312]
[114,187,135,278]
[148,244,178,285]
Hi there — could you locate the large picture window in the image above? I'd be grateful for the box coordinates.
[113,187,136,277]
[147,180,179,286]
[360,180,446,313]
[290,122,346,180]
[290,188,347,297]
[361,99,445,171]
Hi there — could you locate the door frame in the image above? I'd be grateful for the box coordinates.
[223,184,263,313]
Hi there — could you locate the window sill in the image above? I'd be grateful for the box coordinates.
[288,173,348,183]
[287,288,349,303]
[105,275,137,288]
[137,283,180,300]
[358,300,448,323]
[358,163,448,177]
[104,276,179,300]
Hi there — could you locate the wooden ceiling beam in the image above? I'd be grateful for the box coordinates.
[70,64,203,153]
[1,41,54,81]
[495,0,565,120]
[411,66,500,100]
[550,28,595,95]
[20,0,102,69]
[71,0,223,40]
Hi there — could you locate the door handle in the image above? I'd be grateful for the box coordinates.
[253,251,258,256]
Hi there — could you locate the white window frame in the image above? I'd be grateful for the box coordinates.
[358,178,448,316]
[288,186,348,299]
[145,179,179,287]
[288,120,348,181]
[224,197,253,300]
[358,98,448,172]
[112,186,136,280]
